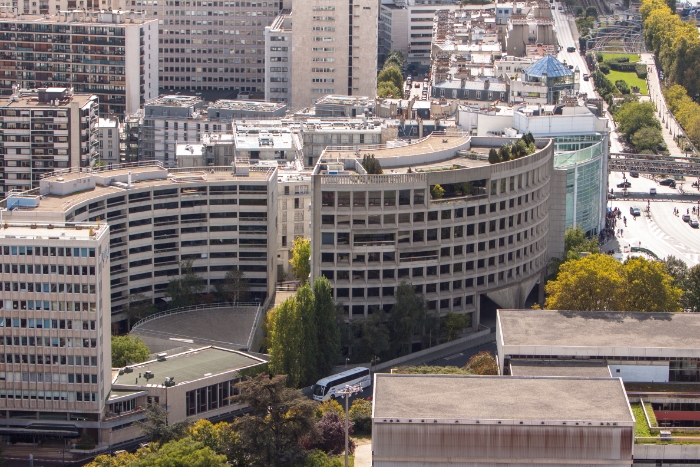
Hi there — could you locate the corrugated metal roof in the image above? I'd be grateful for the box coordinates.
[524,54,573,78]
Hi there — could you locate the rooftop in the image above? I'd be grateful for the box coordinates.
[373,374,633,423]
[97,117,119,128]
[0,89,95,109]
[509,361,612,378]
[315,95,375,107]
[498,310,700,350]
[0,222,108,242]
[208,100,287,112]
[524,55,573,79]
[113,347,265,387]
[0,9,154,25]
[145,95,203,108]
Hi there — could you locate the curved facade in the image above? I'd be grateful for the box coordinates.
[2,163,277,327]
[311,134,553,326]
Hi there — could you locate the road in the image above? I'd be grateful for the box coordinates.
[551,4,594,97]
[608,171,700,266]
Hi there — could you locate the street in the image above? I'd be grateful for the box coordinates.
[552,5,595,97]
[608,171,700,266]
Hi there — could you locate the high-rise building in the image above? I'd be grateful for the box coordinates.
[290,0,378,109]
[263,10,292,104]
[0,220,112,443]
[0,87,98,198]
[96,116,121,166]
[0,9,158,116]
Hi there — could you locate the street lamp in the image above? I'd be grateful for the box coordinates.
[336,384,363,467]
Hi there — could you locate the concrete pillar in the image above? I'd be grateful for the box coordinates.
[474,293,481,330]
[538,269,546,307]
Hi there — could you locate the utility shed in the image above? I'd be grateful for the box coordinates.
[372,374,634,467]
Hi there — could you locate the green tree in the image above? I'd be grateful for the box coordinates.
[361,154,383,174]
[231,374,318,467]
[377,65,403,91]
[389,282,429,357]
[296,284,319,386]
[614,101,661,141]
[313,277,341,379]
[269,297,303,387]
[213,269,250,303]
[564,226,600,260]
[316,399,345,419]
[377,81,401,98]
[164,260,206,309]
[352,308,391,362]
[585,6,598,17]
[488,148,500,164]
[186,420,242,464]
[631,126,664,152]
[131,439,227,467]
[622,257,682,312]
[289,237,311,285]
[383,50,405,71]
[125,294,157,330]
[137,403,193,444]
[348,399,373,434]
[545,254,626,311]
[430,184,445,199]
[443,312,471,341]
[465,351,499,375]
[684,265,700,312]
[111,335,150,368]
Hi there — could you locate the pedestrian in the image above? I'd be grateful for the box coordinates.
[621,228,623,236]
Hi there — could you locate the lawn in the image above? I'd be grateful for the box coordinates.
[601,53,641,63]
[607,70,648,95]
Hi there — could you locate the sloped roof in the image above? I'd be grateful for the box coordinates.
[524,54,573,78]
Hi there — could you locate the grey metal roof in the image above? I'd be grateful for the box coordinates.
[524,55,573,78]
[509,361,612,378]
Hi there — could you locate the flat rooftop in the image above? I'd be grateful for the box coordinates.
[509,361,612,378]
[0,222,108,241]
[0,93,94,109]
[498,310,700,350]
[374,374,633,423]
[113,347,264,387]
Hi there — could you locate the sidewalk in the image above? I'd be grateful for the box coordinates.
[354,442,372,467]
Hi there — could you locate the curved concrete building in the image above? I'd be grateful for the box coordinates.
[310,132,553,327]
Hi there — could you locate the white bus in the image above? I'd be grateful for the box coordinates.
[312,367,371,401]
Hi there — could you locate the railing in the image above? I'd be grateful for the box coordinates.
[131,301,261,331]
[430,193,488,204]
[320,173,427,185]
[40,161,163,180]
[246,303,265,352]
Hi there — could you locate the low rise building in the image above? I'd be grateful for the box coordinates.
[507,55,579,105]
[372,373,635,466]
[233,122,302,163]
[207,100,287,121]
[496,309,700,382]
[0,87,98,197]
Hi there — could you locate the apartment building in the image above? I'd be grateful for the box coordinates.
[379,0,463,69]
[291,0,378,109]
[299,118,383,167]
[0,87,98,198]
[0,0,118,15]
[277,169,312,280]
[264,11,292,104]
[96,116,120,166]
[132,0,283,95]
[2,161,278,329]
[0,9,157,116]
[0,221,112,445]
[311,132,553,327]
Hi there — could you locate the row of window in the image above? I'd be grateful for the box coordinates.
[0,390,97,403]
[1,318,96,330]
[1,246,96,258]
[1,354,97,366]
[2,283,96,294]
[3,301,97,312]
[1,336,98,348]
[1,265,96,277]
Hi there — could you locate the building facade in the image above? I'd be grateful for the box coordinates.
[0,10,158,116]
[0,87,98,198]
[277,170,312,281]
[291,0,378,109]
[2,162,277,328]
[0,221,112,444]
[96,117,120,167]
[311,132,552,327]
[264,11,292,104]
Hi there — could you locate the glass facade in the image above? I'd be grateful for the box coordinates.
[556,138,605,236]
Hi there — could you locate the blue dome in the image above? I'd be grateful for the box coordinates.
[524,55,573,78]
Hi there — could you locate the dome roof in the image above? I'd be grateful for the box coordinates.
[524,54,573,78]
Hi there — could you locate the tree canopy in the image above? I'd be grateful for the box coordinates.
[389,282,433,357]
[545,254,682,312]
[377,65,404,93]
[465,351,499,375]
[213,269,250,303]
[111,335,150,368]
[164,260,206,309]
[289,237,311,285]
[361,154,383,174]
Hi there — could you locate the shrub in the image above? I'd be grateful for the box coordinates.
[316,398,344,420]
[430,184,445,199]
[609,62,637,72]
[75,436,96,450]
[349,399,372,434]
[488,148,500,164]
[635,63,648,79]
[596,52,604,62]
[308,412,355,456]
[613,56,630,63]
[615,80,630,94]
[599,63,610,74]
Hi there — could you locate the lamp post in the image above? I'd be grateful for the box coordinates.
[336,384,363,467]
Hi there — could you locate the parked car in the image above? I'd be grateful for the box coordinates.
[691,219,699,228]
[558,5,563,9]
[630,206,641,216]
[630,171,639,178]
[683,214,691,222]
[607,192,616,199]
[567,46,576,52]
[617,181,632,188]
[583,74,589,81]
[659,178,676,186]
[650,187,657,195]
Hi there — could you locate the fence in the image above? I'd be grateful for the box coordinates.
[131,301,261,331]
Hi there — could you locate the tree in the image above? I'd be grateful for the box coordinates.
[269,297,303,387]
[585,5,598,17]
[631,126,663,152]
[213,269,250,303]
[303,451,343,467]
[377,65,403,91]
[545,254,626,311]
[352,308,391,362]
[186,420,242,465]
[389,282,429,357]
[231,374,318,467]
[125,294,157,330]
[296,284,319,386]
[430,184,445,199]
[684,265,700,312]
[383,50,405,71]
[137,403,193,444]
[316,399,345,419]
[377,81,401,98]
[130,439,227,467]
[111,335,150,368]
[465,351,499,375]
[564,226,599,261]
[488,148,500,164]
[622,257,682,312]
[614,101,661,141]
[348,399,372,434]
[289,237,311,285]
[313,277,341,379]
[443,312,471,341]
[164,260,206,309]
[361,154,383,174]
[305,412,355,456]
